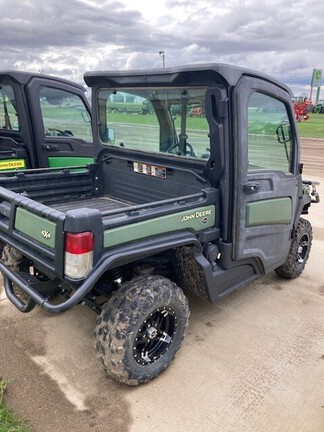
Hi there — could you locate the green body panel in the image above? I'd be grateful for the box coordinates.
[48,157,94,168]
[104,205,215,248]
[0,159,26,171]
[246,197,292,227]
[15,208,56,248]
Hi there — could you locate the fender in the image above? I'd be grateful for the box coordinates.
[0,231,202,313]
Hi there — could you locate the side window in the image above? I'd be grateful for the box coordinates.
[39,87,92,142]
[0,84,19,131]
[248,92,293,174]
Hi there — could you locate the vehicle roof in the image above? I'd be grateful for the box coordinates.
[84,63,292,96]
[0,70,86,92]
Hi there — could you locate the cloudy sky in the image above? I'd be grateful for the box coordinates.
[2,0,324,97]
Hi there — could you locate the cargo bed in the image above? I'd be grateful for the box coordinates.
[52,196,133,213]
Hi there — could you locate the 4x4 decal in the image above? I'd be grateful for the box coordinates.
[41,230,51,239]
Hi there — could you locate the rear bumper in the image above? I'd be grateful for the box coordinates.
[0,231,202,313]
[0,261,100,313]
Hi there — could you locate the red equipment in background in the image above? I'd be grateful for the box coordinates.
[293,97,312,122]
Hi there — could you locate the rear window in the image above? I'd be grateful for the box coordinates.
[97,87,211,160]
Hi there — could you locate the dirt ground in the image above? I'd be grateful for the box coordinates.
[0,138,323,432]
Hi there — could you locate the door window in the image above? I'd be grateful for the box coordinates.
[0,84,19,131]
[248,92,293,174]
[39,87,92,142]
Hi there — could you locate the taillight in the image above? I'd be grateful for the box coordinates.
[64,232,94,279]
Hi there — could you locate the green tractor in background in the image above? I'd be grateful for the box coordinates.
[312,99,324,113]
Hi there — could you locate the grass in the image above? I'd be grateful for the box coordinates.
[0,380,31,432]
[108,110,209,131]
[297,113,324,138]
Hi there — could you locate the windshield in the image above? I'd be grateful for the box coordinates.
[97,87,210,159]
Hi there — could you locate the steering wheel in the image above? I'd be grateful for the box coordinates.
[166,142,196,157]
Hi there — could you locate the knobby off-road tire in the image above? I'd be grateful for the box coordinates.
[94,275,190,385]
[275,218,312,279]
[1,244,36,313]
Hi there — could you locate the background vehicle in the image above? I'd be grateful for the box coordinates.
[312,99,324,113]
[0,71,93,171]
[0,64,319,385]
[293,97,312,122]
[188,104,205,117]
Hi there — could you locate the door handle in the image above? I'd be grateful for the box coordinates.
[243,182,261,194]
[43,144,59,152]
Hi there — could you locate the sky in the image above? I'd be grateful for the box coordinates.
[2,0,324,98]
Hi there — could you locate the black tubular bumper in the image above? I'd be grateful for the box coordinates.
[0,231,203,314]
[0,260,109,314]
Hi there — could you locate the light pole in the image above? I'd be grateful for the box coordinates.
[159,50,165,68]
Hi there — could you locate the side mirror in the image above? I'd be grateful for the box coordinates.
[107,128,115,144]
[276,122,291,143]
[276,121,292,164]
[81,110,91,123]
[99,124,115,145]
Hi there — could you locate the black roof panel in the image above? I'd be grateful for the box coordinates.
[0,70,86,92]
[84,63,292,96]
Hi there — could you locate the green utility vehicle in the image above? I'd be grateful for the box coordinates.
[0,71,93,170]
[0,64,319,385]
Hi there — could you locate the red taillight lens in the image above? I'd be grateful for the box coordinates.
[64,232,94,279]
[65,232,94,255]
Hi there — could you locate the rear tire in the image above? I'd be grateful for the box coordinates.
[1,245,36,313]
[275,218,312,279]
[94,275,189,385]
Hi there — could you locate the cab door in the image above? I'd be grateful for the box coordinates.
[233,77,300,273]
[27,78,94,168]
[0,82,30,171]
